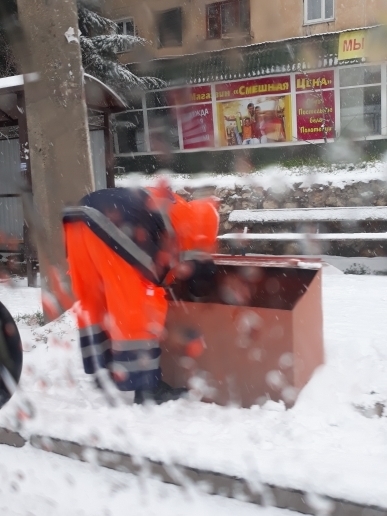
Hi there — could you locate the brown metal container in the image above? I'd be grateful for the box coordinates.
[161,255,324,408]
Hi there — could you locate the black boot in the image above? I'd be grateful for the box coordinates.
[134,380,188,405]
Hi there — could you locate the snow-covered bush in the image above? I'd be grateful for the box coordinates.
[0,26,15,78]
[77,1,163,97]
[344,263,371,275]
[0,0,162,97]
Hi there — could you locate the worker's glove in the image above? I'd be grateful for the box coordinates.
[183,259,218,299]
[181,328,206,359]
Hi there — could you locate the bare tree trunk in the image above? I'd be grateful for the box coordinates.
[15,0,95,281]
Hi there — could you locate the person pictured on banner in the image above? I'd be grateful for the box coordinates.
[250,105,263,143]
[276,97,286,141]
[224,103,254,121]
[254,98,286,143]
[225,122,241,146]
[242,106,266,145]
[224,103,257,145]
[242,117,253,142]
[247,102,255,120]
[224,113,242,145]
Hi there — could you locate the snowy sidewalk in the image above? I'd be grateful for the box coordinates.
[0,275,387,508]
[0,444,295,516]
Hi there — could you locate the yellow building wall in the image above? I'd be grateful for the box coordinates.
[102,0,387,61]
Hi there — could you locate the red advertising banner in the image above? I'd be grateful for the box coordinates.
[168,85,212,106]
[179,103,214,149]
[296,90,335,140]
[215,76,291,101]
[295,70,334,92]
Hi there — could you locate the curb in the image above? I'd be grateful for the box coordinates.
[0,427,26,448]
[1,428,387,516]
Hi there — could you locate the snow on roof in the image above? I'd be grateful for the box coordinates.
[0,75,24,91]
[229,206,387,223]
[84,73,127,110]
[0,73,125,112]
[0,73,39,93]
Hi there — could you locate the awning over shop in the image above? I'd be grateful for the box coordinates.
[129,25,383,86]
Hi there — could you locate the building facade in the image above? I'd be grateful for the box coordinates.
[102,0,385,59]
[100,1,387,172]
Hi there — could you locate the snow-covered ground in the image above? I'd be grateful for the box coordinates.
[322,255,387,274]
[0,444,295,516]
[116,160,387,191]
[229,205,387,223]
[1,272,387,512]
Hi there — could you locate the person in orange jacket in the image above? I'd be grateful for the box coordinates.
[62,184,219,404]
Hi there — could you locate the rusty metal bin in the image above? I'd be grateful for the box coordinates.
[161,255,324,408]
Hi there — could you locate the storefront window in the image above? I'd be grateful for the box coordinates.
[340,87,381,136]
[147,108,180,152]
[113,66,386,154]
[339,66,381,137]
[339,65,381,88]
[114,111,146,154]
[146,91,170,109]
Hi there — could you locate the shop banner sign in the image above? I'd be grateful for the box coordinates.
[296,70,335,141]
[168,85,212,106]
[338,30,366,63]
[215,76,290,101]
[296,70,334,92]
[296,90,335,140]
[216,76,292,147]
[179,103,214,150]
[164,85,214,150]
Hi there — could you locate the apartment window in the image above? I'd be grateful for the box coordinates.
[304,0,334,24]
[207,0,250,39]
[116,18,136,37]
[157,8,182,48]
[339,65,381,137]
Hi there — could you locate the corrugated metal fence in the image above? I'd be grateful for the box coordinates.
[0,138,23,242]
[0,131,106,247]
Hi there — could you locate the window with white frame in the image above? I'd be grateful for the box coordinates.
[304,0,334,24]
[116,18,136,37]
[339,65,382,138]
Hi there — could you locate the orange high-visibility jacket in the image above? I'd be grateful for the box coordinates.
[63,186,219,391]
[63,186,219,286]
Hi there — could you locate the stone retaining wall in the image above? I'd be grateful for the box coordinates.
[174,179,387,234]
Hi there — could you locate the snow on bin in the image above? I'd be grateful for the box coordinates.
[161,255,324,408]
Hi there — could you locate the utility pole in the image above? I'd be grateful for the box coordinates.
[15,0,95,284]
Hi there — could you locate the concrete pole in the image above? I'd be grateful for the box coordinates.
[17,92,39,288]
[15,0,95,280]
